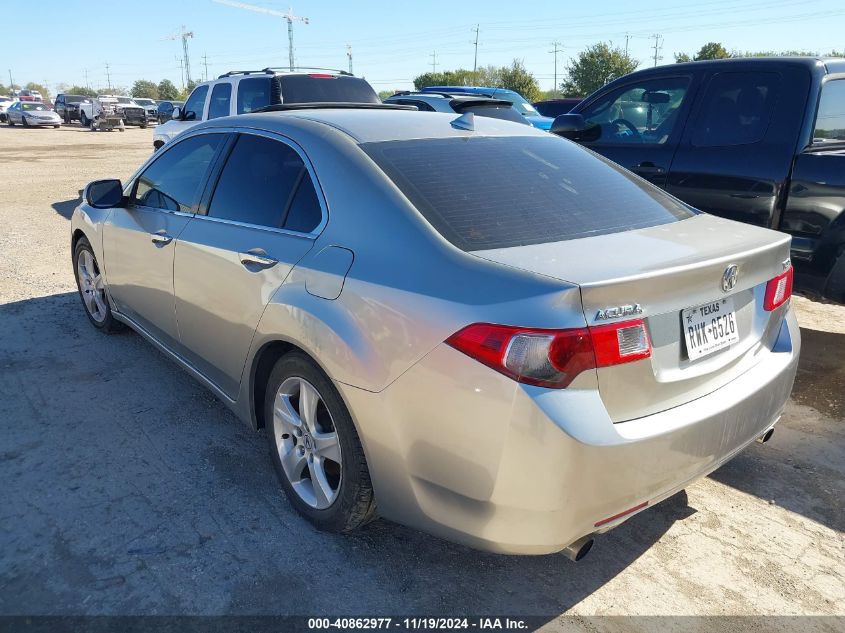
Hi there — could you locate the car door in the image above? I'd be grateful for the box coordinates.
[173,131,325,398]
[102,132,225,348]
[573,74,695,186]
[167,84,210,136]
[666,68,809,228]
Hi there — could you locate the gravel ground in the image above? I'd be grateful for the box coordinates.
[0,125,843,629]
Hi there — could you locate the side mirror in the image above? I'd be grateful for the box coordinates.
[171,106,181,120]
[550,113,602,142]
[85,179,124,209]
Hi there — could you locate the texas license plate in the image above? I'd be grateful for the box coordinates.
[682,297,740,360]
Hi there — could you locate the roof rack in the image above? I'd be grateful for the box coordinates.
[392,90,457,99]
[254,102,417,113]
[263,67,353,76]
[217,69,275,78]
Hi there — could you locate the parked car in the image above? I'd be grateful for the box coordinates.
[0,96,13,122]
[54,93,90,123]
[155,100,184,124]
[79,96,147,128]
[533,97,583,118]
[71,105,799,557]
[552,57,845,302]
[131,97,159,122]
[383,91,530,124]
[152,69,380,150]
[6,101,61,127]
[420,86,554,129]
[15,89,42,102]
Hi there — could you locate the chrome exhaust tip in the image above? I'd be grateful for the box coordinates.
[757,428,775,444]
[563,535,594,562]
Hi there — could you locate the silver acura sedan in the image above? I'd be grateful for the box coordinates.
[70,107,799,557]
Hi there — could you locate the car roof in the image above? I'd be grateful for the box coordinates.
[623,56,845,78]
[196,108,549,143]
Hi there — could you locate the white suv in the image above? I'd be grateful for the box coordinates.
[152,69,380,150]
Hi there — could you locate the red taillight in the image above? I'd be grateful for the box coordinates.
[446,319,651,389]
[764,265,793,311]
[308,73,336,79]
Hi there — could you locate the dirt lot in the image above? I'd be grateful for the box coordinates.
[0,125,843,629]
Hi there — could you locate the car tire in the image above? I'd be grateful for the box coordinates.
[7,118,13,126]
[80,112,88,126]
[823,247,845,302]
[22,116,29,127]
[264,352,377,533]
[73,237,123,333]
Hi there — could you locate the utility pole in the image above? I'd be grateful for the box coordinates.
[162,26,194,86]
[625,33,631,57]
[213,1,308,72]
[346,44,353,75]
[651,34,663,67]
[105,62,112,92]
[549,41,563,96]
[176,56,185,91]
[202,54,209,81]
[84,68,90,91]
[430,51,438,73]
[7,69,13,92]
[471,24,480,72]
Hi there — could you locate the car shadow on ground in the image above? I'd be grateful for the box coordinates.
[708,326,845,534]
[0,292,696,619]
[51,191,82,220]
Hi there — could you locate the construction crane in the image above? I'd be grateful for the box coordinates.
[212,0,309,72]
[162,26,194,89]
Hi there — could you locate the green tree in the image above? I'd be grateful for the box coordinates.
[178,79,198,100]
[674,53,693,63]
[695,42,732,60]
[377,90,396,100]
[25,82,51,101]
[131,79,159,99]
[68,85,97,97]
[562,42,638,97]
[157,79,179,100]
[499,59,541,102]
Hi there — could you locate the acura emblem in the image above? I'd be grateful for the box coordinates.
[721,264,739,293]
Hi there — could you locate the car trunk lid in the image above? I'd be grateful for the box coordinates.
[471,213,792,422]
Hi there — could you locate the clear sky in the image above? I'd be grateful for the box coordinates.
[3,0,844,96]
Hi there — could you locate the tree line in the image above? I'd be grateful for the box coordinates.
[413,43,845,102]
[1,78,193,102]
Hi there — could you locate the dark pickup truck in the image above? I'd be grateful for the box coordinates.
[552,57,845,301]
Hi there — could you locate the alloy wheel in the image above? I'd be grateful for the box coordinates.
[272,377,342,509]
[76,250,107,323]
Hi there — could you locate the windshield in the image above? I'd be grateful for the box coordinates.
[65,95,86,103]
[116,97,134,104]
[134,98,155,105]
[362,135,695,251]
[21,103,51,111]
[814,79,845,142]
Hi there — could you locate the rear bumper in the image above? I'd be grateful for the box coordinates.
[339,305,800,555]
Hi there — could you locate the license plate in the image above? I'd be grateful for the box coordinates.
[682,297,740,360]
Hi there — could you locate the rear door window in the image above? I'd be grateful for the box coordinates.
[207,134,322,232]
[279,75,379,104]
[691,72,780,147]
[182,85,208,121]
[363,135,695,251]
[132,134,222,212]
[814,79,845,143]
[207,82,232,119]
[236,77,272,114]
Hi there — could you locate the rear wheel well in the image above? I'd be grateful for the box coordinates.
[251,340,299,429]
[71,229,87,254]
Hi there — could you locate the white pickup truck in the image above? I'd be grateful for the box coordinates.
[79,96,148,128]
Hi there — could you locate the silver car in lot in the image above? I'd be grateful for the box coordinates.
[6,101,62,127]
[70,107,800,557]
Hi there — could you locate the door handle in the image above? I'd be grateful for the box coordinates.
[633,162,666,176]
[239,249,278,268]
[150,230,173,245]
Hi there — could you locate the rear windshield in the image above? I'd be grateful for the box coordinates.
[362,135,696,250]
[280,75,379,104]
[814,79,845,143]
[65,95,86,103]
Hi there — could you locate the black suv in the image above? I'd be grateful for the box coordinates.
[54,94,89,123]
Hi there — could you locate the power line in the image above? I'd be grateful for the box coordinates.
[549,40,563,95]
[471,24,480,72]
[651,34,664,66]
